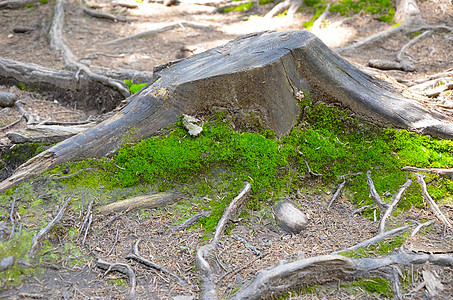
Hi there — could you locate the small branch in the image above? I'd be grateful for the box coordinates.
[125,238,184,284]
[0,0,37,9]
[411,220,435,237]
[14,100,34,124]
[402,166,453,177]
[104,21,214,45]
[311,3,331,34]
[366,171,389,211]
[30,196,71,256]
[196,181,251,300]
[170,210,211,232]
[0,115,23,132]
[304,160,323,177]
[327,180,346,209]
[81,213,92,247]
[78,197,95,241]
[415,173,452,228]
[334,225,410,254]
[97,258,136,299]
[378,179,412,234]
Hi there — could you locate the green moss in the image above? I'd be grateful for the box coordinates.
[124,79,147,94]
[353,277,393,298]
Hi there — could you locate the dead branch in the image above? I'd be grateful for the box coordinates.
[402,166,453,177]
[97,258,136,299]
[265,0,302,18]
[233,249,453,299]
[196,181,251,300]
[311,3,331,34]
[304,160,323,177]
[334,225,411,254]
[0,92,17,107]
[112,1,138,9]
[125,238,184,284]
[104,21,214,45]
[14,100,33,124]
[97,193,183,214]
[50,0,129,98]
[213,0,251,13]
[327,180,345,209]
[411,220,435,237]
[82,7,135,23]
[397,30,432,62]
[415,173,452,228]
[378,179,412,234]
[170,210,211,232]
[29,196,71,256]
[77,197,95,241]
[366,170,389,211]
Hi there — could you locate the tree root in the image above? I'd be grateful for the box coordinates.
[170,210,212,232]
[97,258,137,299]
[82,7,136,23]
[414,173,452,228]
[402,166,453,178]
[51,0,130,98]
[29,196,71,256]
[96,193,183,214]
[125,238,185,284]
[8,190,16,241]
[0,0,36,9]
[196,181,251,300]
[103,21,214,45]
[327,180,345,209]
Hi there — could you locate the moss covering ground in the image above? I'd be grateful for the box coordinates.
[1,95,452,290]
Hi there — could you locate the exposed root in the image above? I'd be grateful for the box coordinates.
[82,7,135,23]
[411,220,435,237]
[125,238,185,284]
[97,258,137,299]
[327,180,345,209]
[29,196,71,256]
[96,193,183,214]
[378,179,411,234]
[334,225,411,254]
[415,173,452,228]
[366,170,389,211]
[232,249,453,300]
[196,181,251,300]
[170,210,212,232]
[0,0,36,9]
[104,21,214,45]
[402,166,453,178]
[50,0,129,98]
[8,190,17,241]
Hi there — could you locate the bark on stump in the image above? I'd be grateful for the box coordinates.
[1,30,452,193]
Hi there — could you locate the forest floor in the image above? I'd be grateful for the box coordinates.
[0,0,452,299]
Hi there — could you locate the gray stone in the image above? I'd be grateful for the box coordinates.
[274,200,309,234]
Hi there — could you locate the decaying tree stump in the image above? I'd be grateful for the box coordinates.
[1,30,452,193]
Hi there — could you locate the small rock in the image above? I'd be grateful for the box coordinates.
[182,114,203,137]
[273,200,309,234]
[0,256,15,271]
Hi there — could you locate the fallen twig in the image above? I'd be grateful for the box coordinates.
[196,181,251,300]
[170,210,211,232]
[30,196,71,256]
[97,193,183,214]
[78,197,95,242]
[14,100,34,124]
[304,160,323,177]
[97,258,136,299]
[415,173,452,228]
[327,180,346,209]
[0,115,23,132]
[125,238,184,284]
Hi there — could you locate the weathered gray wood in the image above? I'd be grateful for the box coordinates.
[1,30,452,193]
[6,123,96,144]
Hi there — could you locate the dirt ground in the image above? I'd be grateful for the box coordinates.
[0,0,453,299]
